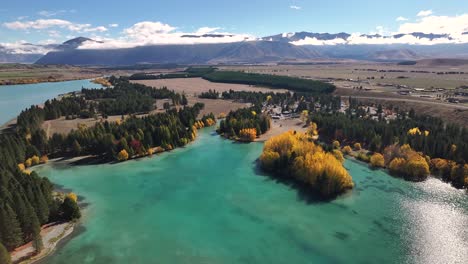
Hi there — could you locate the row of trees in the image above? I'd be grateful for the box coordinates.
[16,77,187,133]
[218,107,270,141]
[128,67,215,80]
[202,71,336,94]
[48,105,204,161]
[259,129,354,198]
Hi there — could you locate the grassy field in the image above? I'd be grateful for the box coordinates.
[220,63,468,90]
[0,64,103,85]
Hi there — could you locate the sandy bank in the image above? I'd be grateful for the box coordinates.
[11,222,75,264]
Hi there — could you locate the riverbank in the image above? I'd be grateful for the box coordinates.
[11,222,75,264]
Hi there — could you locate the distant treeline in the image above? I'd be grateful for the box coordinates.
[128,67,215,80]
[202,71,336,94]
[129,68,335,94]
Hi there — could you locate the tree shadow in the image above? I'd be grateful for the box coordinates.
[252,160,332,204]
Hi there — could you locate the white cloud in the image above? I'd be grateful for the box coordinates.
[417,10,433,17]
[77,21,255,49]
[38,10,68,17]
[3,19,107,33]
[290,34,459,46]
[396,16,408,22]
[0,40,55,54]
[47,30,61,38]
[398,14,468,35]
[291,13,468,46]
[290,5,301,10]
[108,23,119,28]
[195,27,221,34]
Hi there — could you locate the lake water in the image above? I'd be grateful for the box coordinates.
[35,128,468,264]
[0,79,102,125]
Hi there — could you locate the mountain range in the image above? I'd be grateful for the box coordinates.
[1,31,468,65]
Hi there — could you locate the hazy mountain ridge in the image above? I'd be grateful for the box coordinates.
[6,31,468,65]
[36,41,321,65]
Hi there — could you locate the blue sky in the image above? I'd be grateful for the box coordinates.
[0,0,467,50]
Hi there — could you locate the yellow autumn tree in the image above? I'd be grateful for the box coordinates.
[117,149,129,161]
[307,122,318,137]
[389,157,406,174]
[332,149,345,163]
[370,153,385,168]
[147,148,154,156]
[239,128,257,142]
[342,145,352,155]
[203,118,216,127]
[332,140,340,149]
[405,156,430,181]
[67,193,78,203]
[384,144,430,180]
[18,163,26,171]
[31,155,40,166]
[300,110,309,122]
[40,155,49,164]
[25,158,32,167]
[408,127,422,135]
[260,130,353,198]
[353,143,362,151]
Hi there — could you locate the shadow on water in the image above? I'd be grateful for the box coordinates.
[252,159,335,204]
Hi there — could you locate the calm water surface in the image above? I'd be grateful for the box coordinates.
[0,79,102,125]
[35,128,468,264]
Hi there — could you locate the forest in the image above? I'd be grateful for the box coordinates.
[0,132,81,257]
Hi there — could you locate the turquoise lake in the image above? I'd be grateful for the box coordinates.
[0,79,102,125]
[35,128,468,264]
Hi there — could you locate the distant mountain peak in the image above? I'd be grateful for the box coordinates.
[61,37,103,49]
[63,37,93,45]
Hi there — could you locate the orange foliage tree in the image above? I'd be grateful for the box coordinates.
[370,153,385,168]
[332,140,340,149]
[353,143,362,151]
[239,128,257,142]
[67,192,78,203]
[383,144,430,181]
[342,145,352,155]
[117,149,129,161]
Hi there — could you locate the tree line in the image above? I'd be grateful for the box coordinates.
[202,71,336,94]
[306,98,468,189]
[218,107,270,142]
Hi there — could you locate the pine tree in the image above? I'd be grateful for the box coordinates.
[0,204,23,250]
[0,243,11,264]
[32,232,43,254]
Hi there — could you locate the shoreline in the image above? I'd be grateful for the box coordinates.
[11,222,76,264]
[0,76,100,87]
